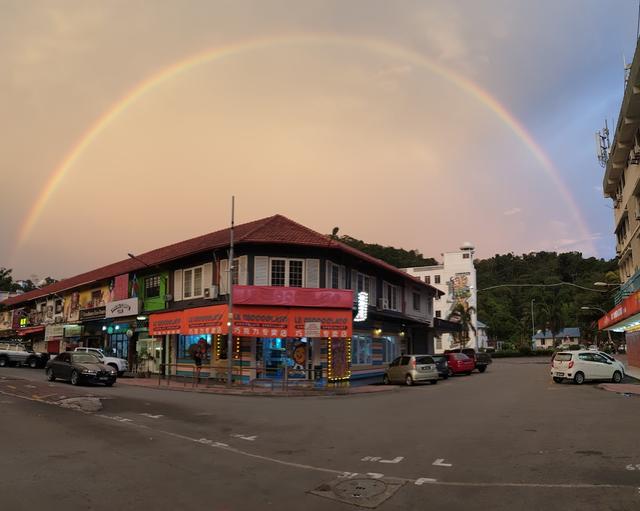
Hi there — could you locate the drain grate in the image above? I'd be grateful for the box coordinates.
[310,477,404,508]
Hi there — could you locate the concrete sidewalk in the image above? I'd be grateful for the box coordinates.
[117,376,397,397]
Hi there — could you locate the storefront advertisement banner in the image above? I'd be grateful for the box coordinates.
[329,338,350,380]
[290,308,352,338]
[149,311,183,335]
[64,325,82,337]
[232,306,289,337]
[45,324,64,341]
[183,305,226,335]
[0,310,12,331]
[233,285,353,308]
[105,298,139,319]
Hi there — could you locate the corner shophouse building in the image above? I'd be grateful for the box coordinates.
[0,215,444,381]
[598,290,640,369]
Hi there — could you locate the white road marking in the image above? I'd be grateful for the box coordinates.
[98,415,132,423]
[626,464,640,470]
[366,472,384,479]
[25,385,36,389]
[231,434,257,441]
[140,413,164,419]
[433,458,453,467]
[339,472,360,479]
[415,478,438,485]
[379,456,404,464]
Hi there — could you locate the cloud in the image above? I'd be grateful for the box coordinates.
[503,207,522,216]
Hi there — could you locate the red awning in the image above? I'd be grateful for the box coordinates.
[148,311,183,335]
[17,325,45,336]
[598,290,640,330]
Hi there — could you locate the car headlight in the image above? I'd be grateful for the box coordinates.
[109,370,116,375]
[82,369,97,374]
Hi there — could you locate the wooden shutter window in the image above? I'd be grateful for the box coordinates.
[174,270,183,301]
[305,259,320,288]
[238,255,248,286]
[253,256,269,286]
[219,259,229,295]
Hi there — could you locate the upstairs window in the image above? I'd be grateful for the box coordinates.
[145,275,161,298]
[183,265,204,299]
[383,282,400,312]
[434,275,441,284]
[412,292,421,311]
[270,259,305,288]
[424,276,431,284]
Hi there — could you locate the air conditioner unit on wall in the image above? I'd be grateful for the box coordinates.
[164,294,173,302]
[204,285,219,299]
[376,298,389,310]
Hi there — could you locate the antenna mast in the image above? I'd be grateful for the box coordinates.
[595,120,610,168]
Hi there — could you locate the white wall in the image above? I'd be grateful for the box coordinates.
[403,246,478,353]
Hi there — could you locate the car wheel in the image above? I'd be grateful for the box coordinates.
[477,366,487,373]
[405,374,414,386]
[574,372,585,385]
[70,370,80,386]
[28,357,38,369]
[612,370,623,384]
[383,374,390,385]
[431,379,438,385]
[46,368,56,381]
[0,356,8,368]
[442,373,449,380]
[465,371,472,376]
[552,376,563,384]
[448,368,454,377]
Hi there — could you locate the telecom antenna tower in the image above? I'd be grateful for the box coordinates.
[595,119,610,168]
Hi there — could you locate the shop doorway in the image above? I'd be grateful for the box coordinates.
[256,337,312,379]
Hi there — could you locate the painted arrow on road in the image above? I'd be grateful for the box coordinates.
[432,458,452,467]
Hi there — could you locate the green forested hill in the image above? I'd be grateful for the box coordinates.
[476,252,618,345]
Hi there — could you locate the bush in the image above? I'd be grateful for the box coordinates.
[518,346,533,356]
[492,349,554,358]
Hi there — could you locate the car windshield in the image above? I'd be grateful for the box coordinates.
[415,356,433,364]
[73,353,101,364]
[555,353,572,362]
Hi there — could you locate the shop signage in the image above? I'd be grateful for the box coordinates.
[106,298,139,319]
[291,308,352,338]
[232,306,289,337]
[598,289,640,330]
[45,324,64,341]
[149,311,183,335]
[0,310,12,331]
[64,325,82,337]
[79,306,106,321]
[304,321,321,337]
[353,292,368,322]
[184,306,225,335]
[233,285,353,308]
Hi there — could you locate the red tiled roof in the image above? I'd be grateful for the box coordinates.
[1,215,440,307]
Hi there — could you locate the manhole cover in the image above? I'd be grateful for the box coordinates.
[310,477,404,508]
[334,479,387,499]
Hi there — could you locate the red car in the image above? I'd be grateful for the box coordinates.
[444,352,475,376]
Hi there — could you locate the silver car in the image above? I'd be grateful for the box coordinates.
[383,355,439,386]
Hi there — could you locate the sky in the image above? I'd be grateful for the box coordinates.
[1,0,638,281]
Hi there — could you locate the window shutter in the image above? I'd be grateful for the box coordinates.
[219,259,229,295]
[173,270,183,301]
[350,270,357,291]
[238,255,248,286]
[339,266,346,289]
[305,259,320,288]
[203,262,213,291]
[325,261,332,288]
[254,256,269,286]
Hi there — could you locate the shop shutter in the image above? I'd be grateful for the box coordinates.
[203,262,213,289]
[174,270,183,301]
[238,255,248,286]
[219,259,229,295]
[254,256,269,286]
[305,259,320,288]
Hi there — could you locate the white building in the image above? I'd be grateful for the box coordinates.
[403,243,480,353]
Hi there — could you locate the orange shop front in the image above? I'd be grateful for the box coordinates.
[148,287,354,383]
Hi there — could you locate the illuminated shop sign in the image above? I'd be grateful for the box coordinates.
[354,292,368,322]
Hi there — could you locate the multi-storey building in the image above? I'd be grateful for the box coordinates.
[402,243,480,353]
[0,215,445,382]
[599,40,640,369]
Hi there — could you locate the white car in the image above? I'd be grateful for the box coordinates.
[551,350,623,385]
[596,351,625,376]
[74,347,128,376]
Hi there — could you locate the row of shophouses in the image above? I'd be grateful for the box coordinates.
[0,215,464,382]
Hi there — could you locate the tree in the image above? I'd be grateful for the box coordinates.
[0,267,14,292]
[336,234,437,268]
[447,303,477,348]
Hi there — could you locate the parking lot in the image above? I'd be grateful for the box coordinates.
[1,358,639,510]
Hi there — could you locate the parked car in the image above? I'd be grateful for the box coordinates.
[429,354,449,379]
[596,351,625,376]
[74,347,128,376]
[444,352,475,376]
[383,355,439,386]
[0,342,49,368]
[45,351,117,386]
[551,350,623,385]
[445,348,492,373]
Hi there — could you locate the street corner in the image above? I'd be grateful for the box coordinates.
[598,382,640,397]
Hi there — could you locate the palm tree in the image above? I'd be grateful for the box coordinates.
[447,303,477,348]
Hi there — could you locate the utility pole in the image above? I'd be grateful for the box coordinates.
[531,299,535,344]
[226,196,235,388]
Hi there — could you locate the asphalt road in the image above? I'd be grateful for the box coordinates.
[1,359,639,510]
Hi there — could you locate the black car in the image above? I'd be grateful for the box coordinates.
[430,354,449,379]
[45,352,117,386]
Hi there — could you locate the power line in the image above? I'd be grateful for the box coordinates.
[478,282,607,293]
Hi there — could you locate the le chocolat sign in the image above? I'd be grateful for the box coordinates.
[106,298,139,319]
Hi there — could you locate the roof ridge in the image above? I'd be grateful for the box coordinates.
[235,214,281,242]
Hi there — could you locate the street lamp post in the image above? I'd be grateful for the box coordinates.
[227,196,235,388]
[531,299,535,339]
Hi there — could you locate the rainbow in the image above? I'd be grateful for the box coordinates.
[14,34,595,254]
